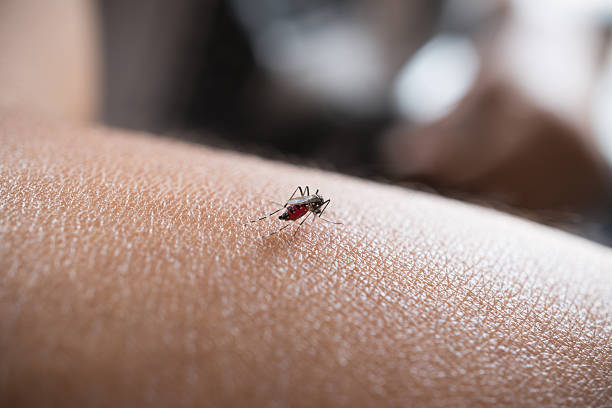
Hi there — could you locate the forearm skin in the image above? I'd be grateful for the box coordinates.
[0,110,610,407]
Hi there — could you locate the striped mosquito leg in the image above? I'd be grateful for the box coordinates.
[293,212,313,237]
[268,223,292,236]
[318,199,342,225]
[287,186,302,204]
[244,207,284,225]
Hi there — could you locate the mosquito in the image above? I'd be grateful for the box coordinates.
[245,186,342,236]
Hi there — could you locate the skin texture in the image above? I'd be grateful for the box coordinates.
[0,109,611,407]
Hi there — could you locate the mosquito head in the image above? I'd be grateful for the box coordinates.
[311,199,324,213]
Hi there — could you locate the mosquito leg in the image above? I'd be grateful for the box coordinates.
[320,217,343,225]
[312,199,329,223]
[293,212,312,237]
[268,223,292,236]
[318,199,330,217]
[286,186,302,206]
[245,186,299,226]
[244,207,284,225]
[304,186,310,196]
[283,185,306,208]
[317,199,343,225]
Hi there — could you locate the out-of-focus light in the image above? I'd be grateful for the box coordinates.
[254,20,387,115]
[512,0,612,23]
[593,71,612,163]
[229,0,388,115]
[498,0,611,124]
[393,34,480,124]
[590,5,612,165]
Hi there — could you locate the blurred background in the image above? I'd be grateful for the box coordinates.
[2,0,612,244]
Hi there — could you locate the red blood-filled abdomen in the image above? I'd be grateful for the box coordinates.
[287,204,309,221]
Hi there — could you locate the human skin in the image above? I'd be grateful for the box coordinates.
[0,109,610,407]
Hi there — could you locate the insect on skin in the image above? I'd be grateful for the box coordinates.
[245,186,342,236]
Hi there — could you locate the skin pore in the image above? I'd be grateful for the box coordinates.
[1,109,611,407]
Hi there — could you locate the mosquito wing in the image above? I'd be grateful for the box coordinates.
[287,195,319,206]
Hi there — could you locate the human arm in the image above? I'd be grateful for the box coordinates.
[1,109,610,407]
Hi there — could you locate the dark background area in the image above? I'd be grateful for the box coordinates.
[99,0,440,175]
